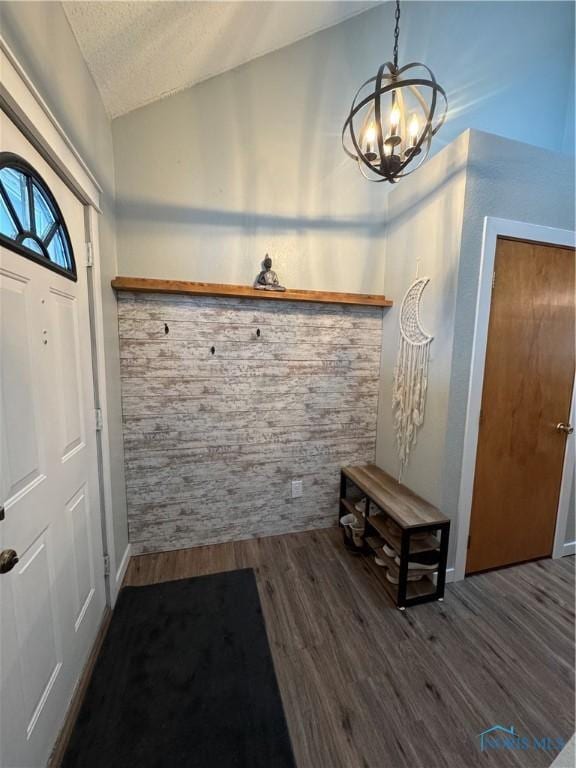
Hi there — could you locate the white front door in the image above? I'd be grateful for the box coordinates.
[0,112,106,767]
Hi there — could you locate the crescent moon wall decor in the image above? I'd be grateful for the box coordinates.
[392,277,433,479]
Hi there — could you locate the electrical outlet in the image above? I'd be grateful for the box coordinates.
[291,479,303,498]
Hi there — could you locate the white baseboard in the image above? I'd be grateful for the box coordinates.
[562,541,575,557]
[115,543,132,589]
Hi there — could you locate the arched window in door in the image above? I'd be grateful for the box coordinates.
[0,152,76,280]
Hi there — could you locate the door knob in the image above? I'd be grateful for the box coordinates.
[0,549,19,574]
[556,422,574,435]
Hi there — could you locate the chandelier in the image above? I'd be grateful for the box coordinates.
[342,0,448,183]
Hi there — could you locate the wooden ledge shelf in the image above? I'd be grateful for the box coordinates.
[111,277,393,308]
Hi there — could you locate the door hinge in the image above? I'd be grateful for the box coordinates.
[103,554,111,576]
[86,242,94,268]
[491,270,496,291]
[467,535,471,550]
[95,408,103,432]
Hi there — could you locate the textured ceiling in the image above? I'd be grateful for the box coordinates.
[64,1,380,118]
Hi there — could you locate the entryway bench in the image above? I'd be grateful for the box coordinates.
[339,464,450,609]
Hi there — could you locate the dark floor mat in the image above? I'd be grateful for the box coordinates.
[62,569,296,768]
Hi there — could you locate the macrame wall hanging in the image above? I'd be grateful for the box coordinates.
[392,264,433,481]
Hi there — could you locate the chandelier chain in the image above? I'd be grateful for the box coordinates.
[393,0,401,69]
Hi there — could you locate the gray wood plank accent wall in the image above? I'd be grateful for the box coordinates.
[117,291,384,554]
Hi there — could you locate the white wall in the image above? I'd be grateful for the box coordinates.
[112,1,574,288]
[376,129,575,568]
[112,4,391,292]
[376,131,469,506]
[0,2,129,564]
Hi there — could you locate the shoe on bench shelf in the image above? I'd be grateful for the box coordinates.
[386,570,424,584]
[394,550,439,571]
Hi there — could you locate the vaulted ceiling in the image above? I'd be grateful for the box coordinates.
[63,1,380,118]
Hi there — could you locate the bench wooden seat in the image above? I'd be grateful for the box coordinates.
[342,464,448,530]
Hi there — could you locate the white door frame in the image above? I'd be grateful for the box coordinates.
[0,37,125,604]
[454,217,576,582]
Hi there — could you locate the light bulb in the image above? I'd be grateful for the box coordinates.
[390,105,401,132]
[405,115,420,157]
[364,124,377,145]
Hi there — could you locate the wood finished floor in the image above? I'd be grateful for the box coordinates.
[125,529,575,768]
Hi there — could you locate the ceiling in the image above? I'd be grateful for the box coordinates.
[63,1,380,119]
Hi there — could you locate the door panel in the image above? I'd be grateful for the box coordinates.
[49,288,85,460]
[0,111,106,767]
[0,262,51,563]
[467,237,575,574]
[68,486,95,631]
[0,270,43,499]
[13,536,61,734]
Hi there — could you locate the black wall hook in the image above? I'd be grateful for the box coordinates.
[164,323,169,335]
[256,328,261,338]
[210,346,216,355]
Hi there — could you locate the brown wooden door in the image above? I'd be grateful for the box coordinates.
[466,237,575,574]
